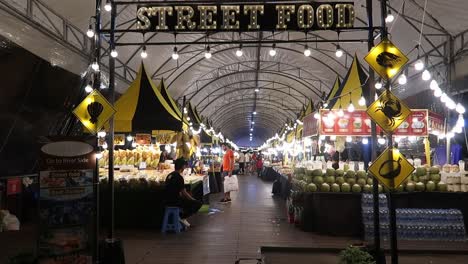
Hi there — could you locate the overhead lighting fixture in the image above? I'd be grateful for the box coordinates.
[97,131,107,138]
[346,136,352,143]
[172,46,179,60]
[414,59,424,71]
[141,46,148,59]
[347,102,355,113]
[362,138,369,145]
[323,102,329,108]
[104,0,112,12]
[304,45,311,57]
[110,49,118,58]
[252,121,255,124]
[236,44,243,57]
[375,80,383,90]
[255,88,259,92]
[204,46,212,59]
[86,24,95,38]
[398,73,407,85]
[358,96,366,106]
[335,45,343,58]
[85,83,93,93]
[434,89,443,97]
[250,128,254,131]
[337,106,344,117]
[132,142,137,148]
[385,10,394,23]
[314,112,320,119]
[422,70,431,81]
[127,135,133,141]
[91,60,99,72]
[269,44,277,57]
[429,80,439,90]
[253,111,257,115]
[378,137,386,145]
[456,103,466,114]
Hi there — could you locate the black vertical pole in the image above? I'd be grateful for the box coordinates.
[379,0,398,263]
[366,0,382,262]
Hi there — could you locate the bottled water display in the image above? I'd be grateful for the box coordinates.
[362,194,466,241]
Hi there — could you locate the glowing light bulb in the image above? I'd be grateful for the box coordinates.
[337,107,344,117]
[141,47,148,59]
[362,138,369,145]
[358,96,366,106]
[414,60,424,71]
[456,103,466,114]
[314,112,320,119]
[347,103,355,112]
[346,136,352,143]
[86,26,94,38]
[85,84,93,93]
[110,49,118,58]
[434,89,442,97]
[204,46,212,59]
[385,12,394,23]
[104,1,112,12]
[335,46,343,58]
[375,81,383,90]
[429,80,439,90]
[132,142,137,147]
[172,47,179,60]
[422,70,431,81]
[236,47,243,57]
[457,114,465,127]
[304,45,311,57]
[91,61,99,71]
[96,152,103,159]
[440,93,448,103]
[398,74,407,85]
[269,44,277,57]
[127,135,133,141]
[378,138,386,145]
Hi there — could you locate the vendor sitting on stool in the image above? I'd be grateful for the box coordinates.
[165,158,202,229]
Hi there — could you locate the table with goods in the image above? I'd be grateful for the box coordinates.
[98,148,208,229]
[286,160,468,239]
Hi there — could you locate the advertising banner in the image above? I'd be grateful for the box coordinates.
[302,113,319,137]
[38,137,96,264]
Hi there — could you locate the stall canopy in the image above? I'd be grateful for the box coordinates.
[327,55,369,110]
[158,79,183,121]
[186,101,212,144]
[112,63,182,133]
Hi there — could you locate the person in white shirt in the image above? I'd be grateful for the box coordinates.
[238,152,245,174]
[244,152,251,174]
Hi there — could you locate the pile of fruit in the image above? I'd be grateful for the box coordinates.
[292,165,449,193]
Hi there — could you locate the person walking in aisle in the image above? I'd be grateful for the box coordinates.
[220,143,235,203]
[244,151,251,174]
[164,158,202,228]
[238,151,245,175]
[256,153,264,177]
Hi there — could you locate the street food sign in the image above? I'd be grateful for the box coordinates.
[369,148,414,190]
[73,90,116,134]
[136,2,355,32]
[367,90,411,134]
[364,39,409,80]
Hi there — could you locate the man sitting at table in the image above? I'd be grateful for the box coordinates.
[165,158,202,228]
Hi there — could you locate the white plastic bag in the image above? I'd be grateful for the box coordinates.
[1,210,20,231]
[224,175,239,192]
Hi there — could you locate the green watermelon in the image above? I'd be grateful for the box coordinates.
[312,169,323,176]
[304,176,314,184]
[406,182,416,192]
[336,169,345,177]
[306,183,318,192]
[326,176,335,184]
[356,171,367,179]
[336,177,345,185]
[416,167,427,177]
[345,170,356,178]
[426,181,436,192]
[326,168,336,177]
[295,174,304,181]
[378,185,383,193]
[395,184,405,192]
[429,166,440,174]
[437,181,448,192]
[344,164,350,171]
[363,184,372,193]
[321,183,330,192]
[313,176,324,185]
[415,182,425,192]
[331,183,341,192]
[306,170,314,177]
[430,173,441,182]
[352,184,362,193]
[347,178,356,186]
[367,178,373,185]
[357,178,367,187]
[412,174,419,182]
[341,183,351,192]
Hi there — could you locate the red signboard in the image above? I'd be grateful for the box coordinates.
[302,113,319,137]
[428,111,445,135]
[7,178,22,195]
[320,109,429,136]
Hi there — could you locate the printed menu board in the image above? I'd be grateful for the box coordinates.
[320,109,429,136]
[38,137,96,264]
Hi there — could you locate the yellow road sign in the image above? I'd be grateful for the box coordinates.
[73,90,116,134]
[367,90,411,134]
[369,148,415,190]
[364,39,408,80]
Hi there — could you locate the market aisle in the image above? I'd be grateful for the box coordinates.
[119,174,358,264]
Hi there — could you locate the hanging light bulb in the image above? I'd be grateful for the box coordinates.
[314,112,320,119]
[269,44,277,57]
[447,132,455,139]
[102,142,108,150]
[337,106,344,117]
[446,98,456,110]
[398,73,407,85]
[250,128,254,131]
[236,44,243,57]
[104,0,112,12]
[414,59,424,71]
[140,46,148,59]
[347,102,355,112]
[434,89,443,97]
[440,93,448,103]
[255,88,259,92]
[91,60,99,72]
[358,96,366,106]
[323,102,329,108]
[132,142,137,148]
[253,111,257,115]
[86,24,95,38]
[204,45,212,59]
[96,152,103,159]
[85,83,93,93]
[98,131,107,138]
[385,10,394,23]
[335,45,343,58]
[454,126,463,134]
[304,45,311,57]
[171,46,179,60]
[456,103,466,114]
[127,135,133,141]
[252,121,255,124]
[457,114,465,127]
[422,70,431,81]
[375,80,383,90]
[362,138,369,145]
[346,136,352,143]
[378,137,386,145]
[429,80,439,90]
[110,49,118,58]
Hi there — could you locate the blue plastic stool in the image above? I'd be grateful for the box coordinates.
[161,207,182,233]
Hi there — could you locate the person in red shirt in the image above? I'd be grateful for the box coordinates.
[256,153,264,177]
[220,143,234,203]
